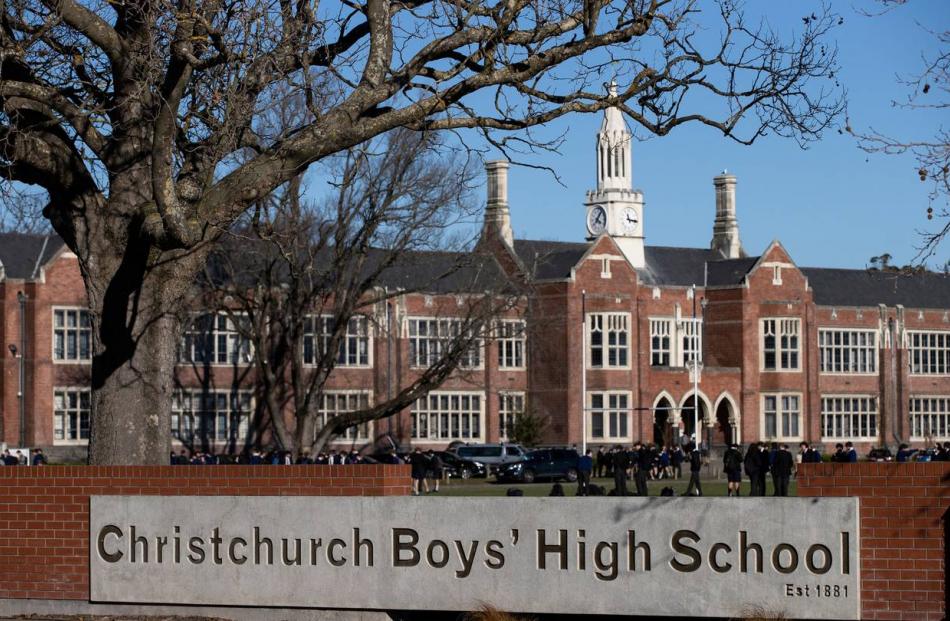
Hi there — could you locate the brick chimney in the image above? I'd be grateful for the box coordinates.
[483,160,513,247]
[710,171,743,259]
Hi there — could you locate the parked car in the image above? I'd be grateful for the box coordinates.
[454,443,527,471]
[495,448,579,483]
[438,451,487,479]
[867,447,893,462]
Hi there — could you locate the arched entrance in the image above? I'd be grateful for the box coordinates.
[653,396,675,447]
[680,393,709,446]
[714,400,734,446]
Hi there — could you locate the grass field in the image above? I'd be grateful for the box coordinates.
[429,476,797,497]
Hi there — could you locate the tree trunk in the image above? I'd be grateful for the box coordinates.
[83,237,206,465]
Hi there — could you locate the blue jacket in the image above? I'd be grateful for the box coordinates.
[577,455,594,473]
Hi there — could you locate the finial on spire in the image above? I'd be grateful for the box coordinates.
[608,78,618,98]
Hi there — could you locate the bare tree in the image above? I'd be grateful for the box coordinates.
[0,0,842,463]
[850,1,949,262]
[203,129,517,457]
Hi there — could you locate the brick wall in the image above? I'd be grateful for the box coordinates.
[797,462,949,621]
[0,465,410,601]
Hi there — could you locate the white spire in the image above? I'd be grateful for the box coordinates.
[596,80,631,191]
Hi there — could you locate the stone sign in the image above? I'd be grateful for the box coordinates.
[90,496,859,619]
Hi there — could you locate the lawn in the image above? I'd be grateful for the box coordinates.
[430,476,797,497]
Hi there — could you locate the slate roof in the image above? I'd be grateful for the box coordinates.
[512,239,589,280]
[706,257,759,286]
[802,267,950,310]
[207,235,511,294]
[639,246,716,286]
[0,232,65,280]
[373,248,510,294]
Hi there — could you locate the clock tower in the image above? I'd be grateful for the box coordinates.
[584,81,645,268]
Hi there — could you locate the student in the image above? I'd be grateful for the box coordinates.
[683,444,703,496]
[576,449,593,496]
[426,450,443,493]
[845,442,858,463]
[722,443,743,497]
[409,448,430,496]
[772,444,793,497]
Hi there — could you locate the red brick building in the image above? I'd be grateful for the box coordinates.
[3,100,950,460]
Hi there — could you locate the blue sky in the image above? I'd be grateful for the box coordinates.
[492,0,949,269]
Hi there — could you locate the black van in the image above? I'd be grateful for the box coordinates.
[495,448,579,483]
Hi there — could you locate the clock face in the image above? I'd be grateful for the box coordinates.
[621,207,639,233]
[588,206,607,235]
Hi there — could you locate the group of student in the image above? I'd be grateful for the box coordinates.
[721,442,800,497]
[169,448,366,465]
[408,448,445,495]
[592,444,687,480]
[0,448,46,466]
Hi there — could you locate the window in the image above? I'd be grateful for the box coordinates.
[53,308,91,362]
[179,313,252,365]
[821,396,878,440]
[317,392,371,441]
[408,318,481,369]
[589,392,630,440]
[909,397,950,440]
[53,388,90,443]
[588,313,629,368]
[303,316,370,367]
[411,392,482,441]
[171,390,252,444]
[680,318,702,365]
[650,319,671,366]
[762,318,800,371]
[649,317,702,367]
[819,330,877,374]
[497,320,525,369]
[498,392,525,440]
[908,331,950,375]
[762,394,801,440]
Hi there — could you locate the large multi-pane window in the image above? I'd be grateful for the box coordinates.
[819,330,877,374]
[171,390,252,443]
[179,313,252,365]
[821,396,878,440]
[909,397,950,439]
[53,388,90,442]
[317,391,371,441]
[496,320,526,369]
[908,331,950,375]
[498,392,525,440]
[408,318,481,369]
[303,316,370,367]
[650,319,671,366]
[588,313,629,368]
[680,318,702,364]
[53,308,92,362]
[649,317,702,367]
[411,392,483,441]
[762,318,800,371]
[762,394,801,440]
[589,392,630,440]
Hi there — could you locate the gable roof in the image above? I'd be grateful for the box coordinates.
[0,232,65,280]
[802,267,950,310]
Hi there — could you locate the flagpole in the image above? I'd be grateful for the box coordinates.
[581,290,587,455]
